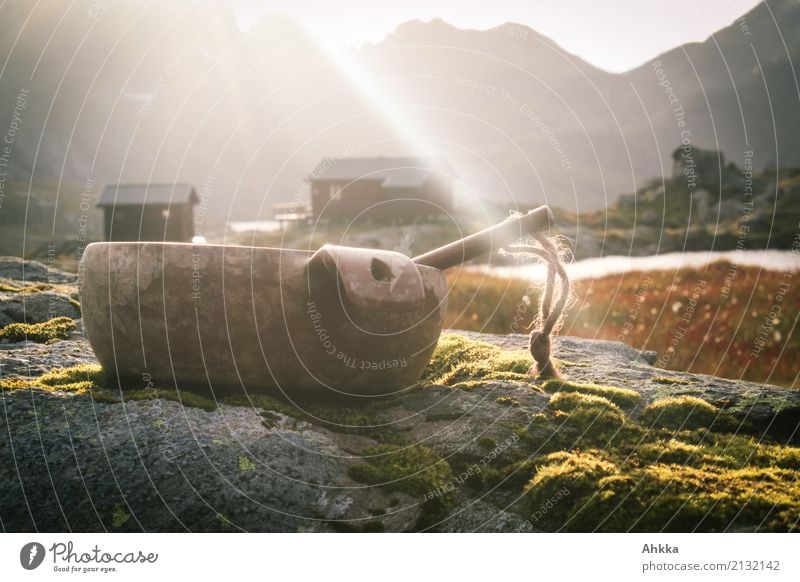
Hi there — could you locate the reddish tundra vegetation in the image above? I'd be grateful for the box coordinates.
[445,262,799,388]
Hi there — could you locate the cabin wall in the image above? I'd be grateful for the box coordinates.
[310,176,453,222]
[102,203,194,242]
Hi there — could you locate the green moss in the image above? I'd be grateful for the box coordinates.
[641,396,719,430]
[0,364,112,398]
[422,333,535,388]
[480,458,538,491]
[548,391,623,419]
[496,395,520,406]
[111,504,131,529]
[652,375,693,385]
[37,364,218,410]
[635,438,729,467]
[0,317,75,343]
[548,392,627,446]
[677,432,800,470]
[216,513,232,528]
[529,450,618,493]
[0,377,37,391]
[0,281,23,293]
[224,394,294,416]
[123,388,218,412]
[91,390,120,404]
[348,444,455,530]
[223,394,404,443]
[38,364,108,387]
[238,455,257,471]
[524,450,800,531]
[348,444,452,496]
[0,363,218,410]
[424,411,464,422]
[544,379,642,409]
[477,436,498,450]
[552,358,590,368]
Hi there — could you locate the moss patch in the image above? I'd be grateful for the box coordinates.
[0,364,112,398]
[552,358,590,368]
[548,392,627,441]
[0,317,75,343]
[641,396,719,430]
[421,333,535,388]
[496,395,520,406]
[525,449,800,531]
[0,280,23,293]
[477,436,498,450]
[652,376,694,385]
[216,513,233,528]
[348,444,455,530]
[223,394,403,443]
[544,379,641,409]
[238,455,257,471]
[634,438,728,467]
[111,504,131,529]
[0,364,218,410]
[123,388,217,412]
[349,444,452,496]
[424,411,464,422]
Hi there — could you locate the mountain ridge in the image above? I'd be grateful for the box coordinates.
[0,0,795,230]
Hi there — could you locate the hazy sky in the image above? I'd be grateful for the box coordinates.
[234,0,762,72]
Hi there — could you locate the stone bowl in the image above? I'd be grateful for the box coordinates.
[78,242,447,398]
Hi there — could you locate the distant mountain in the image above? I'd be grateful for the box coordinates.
[0,0,797,229]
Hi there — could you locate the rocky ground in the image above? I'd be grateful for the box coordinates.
[1,257,799,532]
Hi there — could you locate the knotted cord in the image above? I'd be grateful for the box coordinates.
[504,233,571,379]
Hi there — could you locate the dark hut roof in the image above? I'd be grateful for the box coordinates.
[97,183,198,207]
[307,157,453,189]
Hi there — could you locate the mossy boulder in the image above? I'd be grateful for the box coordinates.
[2,270,799,533]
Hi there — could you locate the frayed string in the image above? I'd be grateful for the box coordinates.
[505,234,571,379]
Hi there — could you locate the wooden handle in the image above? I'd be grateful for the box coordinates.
[412,205,554,271]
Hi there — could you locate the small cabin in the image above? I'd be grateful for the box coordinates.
[307,157,454,222]
[97,183,198,242]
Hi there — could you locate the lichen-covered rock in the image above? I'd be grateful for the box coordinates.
[0,291,81,324]
[1,277,799,532]
[0,320,92,376]
[0,256,78,284]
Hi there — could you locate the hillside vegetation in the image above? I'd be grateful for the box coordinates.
[445,262,799,388]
